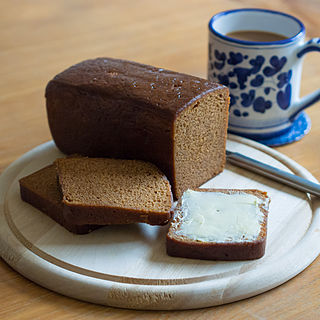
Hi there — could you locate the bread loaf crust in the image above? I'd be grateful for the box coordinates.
[62,204,172,226]
[45,58,228,198]
[166,188,270,260]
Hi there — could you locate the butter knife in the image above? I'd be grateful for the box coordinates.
[226,150,320,197]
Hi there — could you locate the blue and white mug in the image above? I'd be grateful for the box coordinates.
[208,8,320,146]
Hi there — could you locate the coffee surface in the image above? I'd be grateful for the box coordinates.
[226,30,288,42]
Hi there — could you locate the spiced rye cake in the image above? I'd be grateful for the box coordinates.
[45,58,229,199]
[19,157,173,232]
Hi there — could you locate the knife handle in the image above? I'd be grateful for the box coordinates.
[226,151,320,197]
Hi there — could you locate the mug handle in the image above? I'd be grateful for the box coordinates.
[289,38,320,121]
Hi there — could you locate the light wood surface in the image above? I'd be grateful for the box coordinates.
[2,136,319,311]
[0,0,319,318]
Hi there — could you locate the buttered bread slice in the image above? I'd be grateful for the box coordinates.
[166,188,270,260]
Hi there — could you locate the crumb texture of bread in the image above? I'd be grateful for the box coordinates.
[46,57,229,199]
[55,157,173,226]
[166,188,270,261]
[173,91,228,198]
[19,165,99,234]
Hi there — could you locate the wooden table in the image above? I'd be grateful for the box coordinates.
[1,0,319,318]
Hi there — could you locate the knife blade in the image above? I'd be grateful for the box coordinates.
[226,150,320,197]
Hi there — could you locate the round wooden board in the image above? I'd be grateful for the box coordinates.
[1,134,320,310]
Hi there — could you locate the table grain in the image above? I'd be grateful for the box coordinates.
[1,0,320,318]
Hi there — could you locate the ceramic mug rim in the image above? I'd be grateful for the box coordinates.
[208,8,305,46]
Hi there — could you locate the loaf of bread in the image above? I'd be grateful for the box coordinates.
[166,188,270,260]
[55,157,173,226]
[19,165,100,234]
[45,58,229,199]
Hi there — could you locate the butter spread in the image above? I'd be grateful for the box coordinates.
[174,190,264,243]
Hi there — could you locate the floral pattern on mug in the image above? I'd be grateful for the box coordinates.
[209,50,292,117]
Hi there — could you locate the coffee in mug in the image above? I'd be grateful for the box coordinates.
[226,30,288,42]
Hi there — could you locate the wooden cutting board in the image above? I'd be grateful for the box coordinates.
[1,134,319,310]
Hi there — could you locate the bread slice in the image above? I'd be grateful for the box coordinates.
[166,188,270,260]
[55,157,173,226]
[19,165,100,234]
